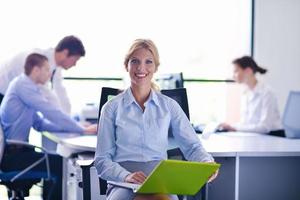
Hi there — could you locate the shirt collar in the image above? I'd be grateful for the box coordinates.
[123,88,159,108]
[47,48,57,71]
[31,48,56,71]
[244,81,264,100]
[21,74,34,83]
[20,74,39,90]
[248,81,264,95]
[254,81,264,94]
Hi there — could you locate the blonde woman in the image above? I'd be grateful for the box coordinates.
[94,39,216,200]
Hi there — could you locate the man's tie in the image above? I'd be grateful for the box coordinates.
[50,69,56,89]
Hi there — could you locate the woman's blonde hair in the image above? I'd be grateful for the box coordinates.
[124,39,160,90]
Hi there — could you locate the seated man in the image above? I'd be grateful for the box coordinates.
[0,53,96,199]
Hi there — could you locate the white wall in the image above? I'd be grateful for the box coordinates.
[254,0,300,114]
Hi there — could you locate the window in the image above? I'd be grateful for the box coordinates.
[0,0,252,124]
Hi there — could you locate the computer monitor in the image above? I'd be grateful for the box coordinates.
[282,91,300,138]
[156,73,184,89]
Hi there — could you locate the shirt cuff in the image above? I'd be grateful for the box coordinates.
[119,170,131,182]
[203,154,214,162]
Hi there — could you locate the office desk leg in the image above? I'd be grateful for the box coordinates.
[234,156,240,200]
[81,164,92,200]
[62,157,68,200]
[80,165,101,200]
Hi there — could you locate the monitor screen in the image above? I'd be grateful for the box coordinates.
[283,91,300,138]
[156,73,184,89]
[107,95,116,102]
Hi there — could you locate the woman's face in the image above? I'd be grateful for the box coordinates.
[126,48,157,88]
[233,64,247,83]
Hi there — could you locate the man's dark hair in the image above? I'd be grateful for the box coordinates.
[55,35,85,57]
[24,53,48,75]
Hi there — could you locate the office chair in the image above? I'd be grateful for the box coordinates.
[96,87,189,196]
[161,88,189,119]
[97,87,123,123]
[0,123,55,200]
[94,87,124,197]
[98,87,189,120]
[98,87,189,157]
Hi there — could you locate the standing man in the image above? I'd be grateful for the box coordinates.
[0,35,85,114]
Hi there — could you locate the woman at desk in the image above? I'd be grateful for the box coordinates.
[94,39,217,200]
[220,56,282,134]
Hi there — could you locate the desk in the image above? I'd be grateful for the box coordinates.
[42,132,99,200]
[44,132,300,200]
[199,133,300,200]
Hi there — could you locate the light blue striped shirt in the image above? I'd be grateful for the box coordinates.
[0,74,84,141]
[94,88,213,182]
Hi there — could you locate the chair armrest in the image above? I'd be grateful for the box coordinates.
[5,139,52,182]
[76,159,94,167]
[6,139,50,154]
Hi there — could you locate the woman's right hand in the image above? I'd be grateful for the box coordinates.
[219,123,236,131]
[125,171,147,184]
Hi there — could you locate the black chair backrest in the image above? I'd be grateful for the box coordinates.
[98,87,123,122]
[98,87,190,121]
[161,88,190,120]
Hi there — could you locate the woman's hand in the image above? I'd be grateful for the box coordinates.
[206,161,219,183]
[219,123,236,131]
[125,171,147,184]
[135,194,171,200]
[83,124,98,134]
[208,169,219,183]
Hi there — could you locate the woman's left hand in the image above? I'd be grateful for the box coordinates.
[206,161,219,183]
[208,169,219,183]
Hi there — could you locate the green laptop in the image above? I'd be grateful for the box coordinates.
[108,159,220,195]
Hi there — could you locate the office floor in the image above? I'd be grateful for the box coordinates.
[0,185,42,200]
